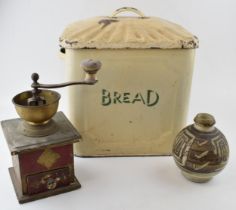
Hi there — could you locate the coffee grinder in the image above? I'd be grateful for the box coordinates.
[1,59,101,203]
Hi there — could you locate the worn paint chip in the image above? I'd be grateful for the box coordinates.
[98,19,119,28]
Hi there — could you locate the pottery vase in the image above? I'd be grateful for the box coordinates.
[172,113,229,183]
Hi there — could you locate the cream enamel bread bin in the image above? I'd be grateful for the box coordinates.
[59,7,199,157]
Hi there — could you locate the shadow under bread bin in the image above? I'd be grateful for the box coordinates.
[59,7,199,157]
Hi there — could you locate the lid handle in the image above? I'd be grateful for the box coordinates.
[111,7,145,18]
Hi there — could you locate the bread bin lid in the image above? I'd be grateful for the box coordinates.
[59,7,199,50]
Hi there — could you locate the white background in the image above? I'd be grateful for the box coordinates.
[0,0,236,209]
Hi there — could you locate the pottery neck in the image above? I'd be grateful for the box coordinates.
[193,113,216,132]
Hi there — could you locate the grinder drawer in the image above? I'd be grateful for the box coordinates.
[26,167,71,195]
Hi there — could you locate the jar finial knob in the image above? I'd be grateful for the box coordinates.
[194,113,216,128]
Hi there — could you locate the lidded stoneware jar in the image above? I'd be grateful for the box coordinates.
[60,7,199,157]
[172,113,229,183]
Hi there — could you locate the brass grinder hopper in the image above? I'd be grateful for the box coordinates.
[12,59,101,137]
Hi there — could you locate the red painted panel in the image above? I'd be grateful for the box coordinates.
[19,144,73,176]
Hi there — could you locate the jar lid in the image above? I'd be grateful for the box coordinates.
[59,7,199,50]
[194,113,216,128]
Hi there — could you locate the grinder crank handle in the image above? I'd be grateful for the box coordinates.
[31,59,101,89]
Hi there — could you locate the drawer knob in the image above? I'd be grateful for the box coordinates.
[46,177,58,190]
[41,175,61,190]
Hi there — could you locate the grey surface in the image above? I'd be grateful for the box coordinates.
[1,112,80,154]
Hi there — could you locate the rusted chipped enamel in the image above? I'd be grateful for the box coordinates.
[59,9,198,49]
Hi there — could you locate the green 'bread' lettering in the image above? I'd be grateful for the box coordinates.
[102,89,111,106]
[101,89,159,107]
[123,92,130,103]
[132,93,146,105]
[147,90,159,107]
[113,92,122,104]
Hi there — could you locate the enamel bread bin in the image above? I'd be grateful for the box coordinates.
[59,7,199,156]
